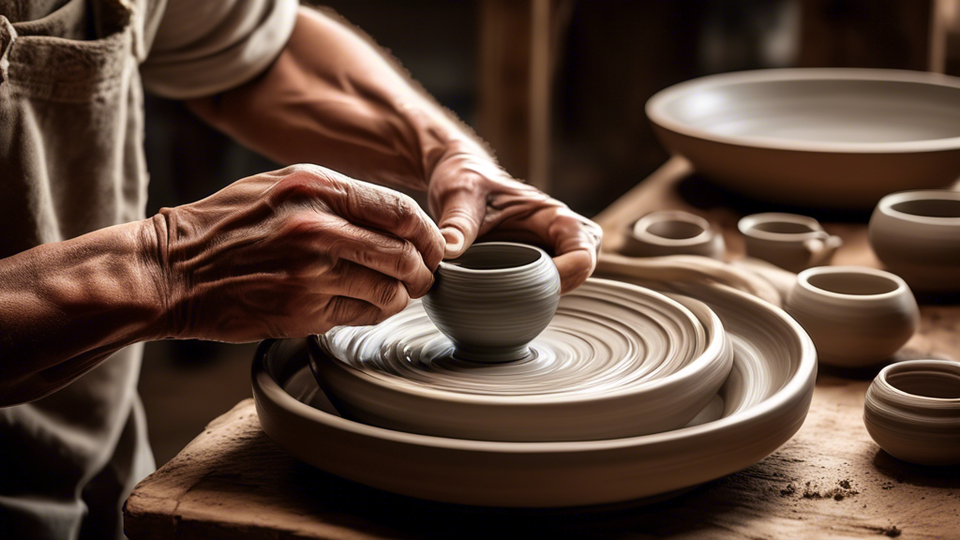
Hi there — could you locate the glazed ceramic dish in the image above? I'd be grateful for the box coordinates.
[252,279,817,507]
[312,280,734,442]
[422,242,561,362]
[868,190,960,293]
[646,69,960,208]
[738,213,841,273]
[621,211,725,259]
[784,266,919,368]
[864,360,960,466]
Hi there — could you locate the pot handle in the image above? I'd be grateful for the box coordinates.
[803,233,843,267]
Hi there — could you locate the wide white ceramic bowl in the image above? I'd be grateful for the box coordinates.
[312,280,733,442]
[647,69,960,208]
[252,280,817,507]
[869,190,960,293]
[864,360,960,466]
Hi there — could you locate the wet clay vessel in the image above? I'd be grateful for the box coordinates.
[868,190,960,293]
[784,266,919,368]
[738,213,842,273]
[421,242,561,363]
[622,211,726,259]
[864,360,960,466]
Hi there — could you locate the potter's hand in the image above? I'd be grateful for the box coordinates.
[153,164,444,342]
[429,152,602,294]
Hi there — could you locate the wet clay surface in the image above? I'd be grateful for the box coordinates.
[125,157,960,538]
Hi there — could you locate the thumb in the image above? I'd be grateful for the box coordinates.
[435,188,486,259]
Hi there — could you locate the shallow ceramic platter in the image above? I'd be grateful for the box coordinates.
[312,280,734,442]
[252,280,817,507]
[646,69,960,208]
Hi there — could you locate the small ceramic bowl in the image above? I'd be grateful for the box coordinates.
[784,266,919,368]
[621,211,726,259]
[738,213,842,273]
[864,360,960,466]
[868,190,960,293]
[422,242,561,363]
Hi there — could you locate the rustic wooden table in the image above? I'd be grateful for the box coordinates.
[124,157,960,539]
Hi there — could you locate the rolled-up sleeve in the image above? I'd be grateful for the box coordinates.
[141,0,299,99]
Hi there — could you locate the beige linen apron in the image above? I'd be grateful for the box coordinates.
[0,0,162,537]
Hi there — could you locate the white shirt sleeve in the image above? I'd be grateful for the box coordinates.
[141,0,299,99]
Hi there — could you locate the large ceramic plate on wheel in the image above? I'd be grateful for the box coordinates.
[251,279,817,507]
[646,68,960,208]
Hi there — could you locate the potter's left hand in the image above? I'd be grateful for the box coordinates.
[428,150,602,294]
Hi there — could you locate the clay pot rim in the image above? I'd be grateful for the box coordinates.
[315,279,731,406]
[875,359,960,404]
[646,68,960,154]
[631,211,714,247]
[737,212,826,241]
[437,242,547,276]
[796,266,908,302]
[876,190,960,225]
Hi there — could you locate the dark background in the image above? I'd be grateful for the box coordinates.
[139,0,958,465]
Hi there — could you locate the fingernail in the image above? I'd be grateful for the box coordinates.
[441,227,464,258]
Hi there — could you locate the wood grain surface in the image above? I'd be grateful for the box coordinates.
[125,156,960,539]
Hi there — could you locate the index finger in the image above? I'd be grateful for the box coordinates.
[321,173,445,271]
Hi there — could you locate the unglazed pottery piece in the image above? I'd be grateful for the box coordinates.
[312,280,733,442]
[868,190,960,293]
[864,360,960,466]
[738,213,842,273]
[784,266,920,368]
[646,68,960,208]
[421,242,561,363]
[252,279,816,507]
[621,211,726,259]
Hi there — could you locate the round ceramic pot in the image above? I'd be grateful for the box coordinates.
[622,211,725,259]
[422,242,561,362]
[868,190,960,293]
[784,266,919,368]
[738,213,842,273]
[864,360,960,466]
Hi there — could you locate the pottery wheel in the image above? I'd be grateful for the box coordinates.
[312,279,734,442]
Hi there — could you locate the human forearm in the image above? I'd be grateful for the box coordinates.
[0,221,167,405]
[186,7,491,193]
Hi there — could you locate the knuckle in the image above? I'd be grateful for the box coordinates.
[393,242,422,277]
[268,165,340,205]
[373,278,401,308]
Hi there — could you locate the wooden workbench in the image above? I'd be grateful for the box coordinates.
[124,157,960,539]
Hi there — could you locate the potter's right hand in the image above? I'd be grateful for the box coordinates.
[148,164,445,342]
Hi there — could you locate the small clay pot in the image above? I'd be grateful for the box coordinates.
[621,211,725,259]
[864,360,960,466]
[784,266,919,368]
[868,190,960,293]
[738,213,842,273]
[422,242,561,363]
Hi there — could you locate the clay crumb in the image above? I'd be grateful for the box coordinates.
[780,484,796,497]
[800,480,859,501]
[883,525,902,537]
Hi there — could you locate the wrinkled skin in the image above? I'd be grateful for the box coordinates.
[428,151,601,293]
[155,164,446,341]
